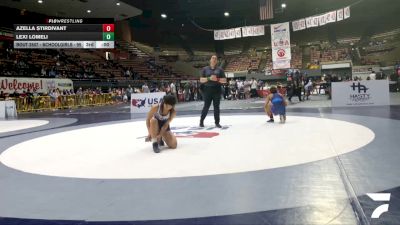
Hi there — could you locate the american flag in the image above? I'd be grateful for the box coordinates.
[260,0,273,20]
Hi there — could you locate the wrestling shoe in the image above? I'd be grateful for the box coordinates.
[153,142,161,153]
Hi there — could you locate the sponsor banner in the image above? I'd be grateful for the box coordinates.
[214,28,236,40]
[225,72,235,78]
[326,11,337,23]
[332,80,389,107]
[235,28,242,38]
[306,17,313,28]
[272,47,292,61]
[214,26,262,40]
[5,100,17,118]
[337,9,344,21]
[0,101,5,119]
[271,22,291,49]
[130,92,166,114]
[298,19,306,30]
[321,62,351,69]
[0,77,73,94]
[214,30,219,40]
[293,6,349,31]
[292,20,299,31]
[352,65,380,75]
[292,19,306,31]
[344,6,351,19]
[271,22,291,70]
[242,25,265,37]
[271,69,288,76]
[312,16,319,27]
[319,14,326,26]
[0,100,17,119]
[273,59,291,70]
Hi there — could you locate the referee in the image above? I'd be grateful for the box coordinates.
[199,55,227,128]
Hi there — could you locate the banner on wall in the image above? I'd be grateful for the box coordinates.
[214,28,238,40]
[242,25,265,37]
[0,77,73,94]
[292,6,350,32]
[326,11,337,23]
[214,5,351,39]
[305,17,313,28]
[318,14,326,26]
[337,9,344,21]
[332,80,389,107]
[272,60,291,70]
[271,22,291,69]
[344,6,351,19]
[235,28,242,38]
[214,25,264,40]
[130,92,166,114]
[292,19,306,31]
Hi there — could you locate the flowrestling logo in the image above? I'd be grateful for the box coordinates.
[137,125,230,140]
[367,193,391,219]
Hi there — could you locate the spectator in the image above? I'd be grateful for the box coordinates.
[142,83,150,93]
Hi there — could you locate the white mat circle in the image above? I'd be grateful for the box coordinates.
[0,115,374,179]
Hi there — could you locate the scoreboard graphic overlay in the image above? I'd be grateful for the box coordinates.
[13,18,114,49]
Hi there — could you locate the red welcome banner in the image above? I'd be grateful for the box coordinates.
[0,77,73,94]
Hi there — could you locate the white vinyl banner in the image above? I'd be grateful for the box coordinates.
[293,6,349,32]
[298,19,306,30]
[337,9,344,21]
[0,77,73,94]
[312,16,319,27]
[214,30,220,40]
[319,14,326,26]
[273,60,291,70]
[0,101,5,119]
[292,21,299,31]
[271,22,290,48]
[332,80,390,107]
[306,17,313,28]
[344,6,351,19]
[242,25,265,37]
[214,28,244,40]
[5,100,17,118]
[326,11,337,23]
[292,19,306,31]
[271,22,291,69]
[0,100,17,119]
[235,28,242,38]
[130,92,166,114]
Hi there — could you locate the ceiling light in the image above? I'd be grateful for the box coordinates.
[224,12,230,17]
[281,3,286,8]
[87,10,91,13]
[161,13,167,19]
[38,0,43,3]
[116,2,120,6]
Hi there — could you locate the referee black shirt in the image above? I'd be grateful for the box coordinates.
[201,66,226,89]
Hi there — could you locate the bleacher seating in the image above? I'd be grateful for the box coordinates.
[0,40,196,82]
[225,55,261,72]
[311,46,351,63]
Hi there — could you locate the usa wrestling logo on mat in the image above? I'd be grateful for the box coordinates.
[137,125,231,139]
